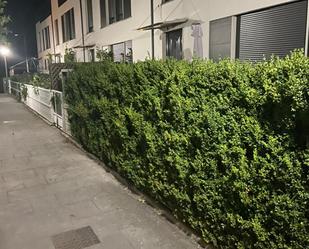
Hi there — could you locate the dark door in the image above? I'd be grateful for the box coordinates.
[166,29,183,60]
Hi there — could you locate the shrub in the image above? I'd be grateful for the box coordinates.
[65,52,309,249]
[64,48,76,63]
[10,73,51,89]
[10,73,32,85]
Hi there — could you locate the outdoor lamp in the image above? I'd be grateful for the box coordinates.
[0,46,11,80]
[0,46,10,57]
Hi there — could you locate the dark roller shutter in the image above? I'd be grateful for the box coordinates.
[238,0,307,61]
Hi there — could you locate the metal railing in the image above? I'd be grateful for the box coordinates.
[4,79,70,135]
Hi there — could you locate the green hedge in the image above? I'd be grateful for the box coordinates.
[10,73,51,89]
[65,52,309,249]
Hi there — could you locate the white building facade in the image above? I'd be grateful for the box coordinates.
[36,0,309,70]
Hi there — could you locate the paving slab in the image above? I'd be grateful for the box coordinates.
[0,191,8,205]
[0,94,201,249]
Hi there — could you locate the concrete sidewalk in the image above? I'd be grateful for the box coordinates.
[0,95,200,249]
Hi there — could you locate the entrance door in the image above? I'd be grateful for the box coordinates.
[166,29,183,60]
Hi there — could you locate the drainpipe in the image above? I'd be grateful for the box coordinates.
[50,10,56,89]
[79,0,86,62]
[50,10,57,62]
[150,0,154,59]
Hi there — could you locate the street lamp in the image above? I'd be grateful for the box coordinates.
[0,46,11,80]
[14,33,29,73]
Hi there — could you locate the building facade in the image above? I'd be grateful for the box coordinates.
[36,0,309,70]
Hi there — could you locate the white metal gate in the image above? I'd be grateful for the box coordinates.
[5,79,70,135]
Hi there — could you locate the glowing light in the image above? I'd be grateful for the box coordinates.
[0,46,10,57]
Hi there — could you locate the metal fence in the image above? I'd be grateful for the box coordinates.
[4,79,71,135]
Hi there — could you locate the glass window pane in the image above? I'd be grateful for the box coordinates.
[55,19,60,45]
[61,8,75,42]
[46,26,50,49]
[209,17,232,61]
[108,0,116,24]
[58,0,67,7]
[112,42,125,62]
[70,8,76,39]
[116,0,123,21]
[65,11,70,40]
[42,28,46,50]
[125,40,132,62]
[100,0,107,27]
[61,15,66,42]
[166,29,182,59]
[87,0,94,32]
[124,0,131,19]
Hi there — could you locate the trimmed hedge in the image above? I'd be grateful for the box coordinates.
[10,73,51,89]
[65,52,309,249]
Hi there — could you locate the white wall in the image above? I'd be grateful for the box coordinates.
[37,0,307,64]
[84,0,154,61]
[36,15,54,72]
[159,0,299,60]
[51,0,85,62]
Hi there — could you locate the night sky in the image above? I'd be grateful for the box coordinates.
[1,0,50,76]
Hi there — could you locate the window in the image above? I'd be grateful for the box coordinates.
[108,0,116,23]
[55,54,61,63]
[58,0,67,7]
[42,30,45,50]
[61,8,76,42]
[123,0,131,19]
[86,0,94,32]
[237,0,307,61]
[100,0,107,27]
[42,26,51,51]
[111,40,132,62]
[112,42,125,62]
[209,17,232,61]
[89,49,95,62]
[166,29,182,59]
[55,19,60,45]
[44,59,50,70]
[162,0,173,3]
[46,27,51,49]
[38,32,42,52]
[100,0,131,26]
[125,40,133,62]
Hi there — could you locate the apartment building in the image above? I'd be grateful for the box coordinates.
[36,0,309,71]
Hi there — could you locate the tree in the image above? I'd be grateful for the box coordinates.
[0,0,9,43]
